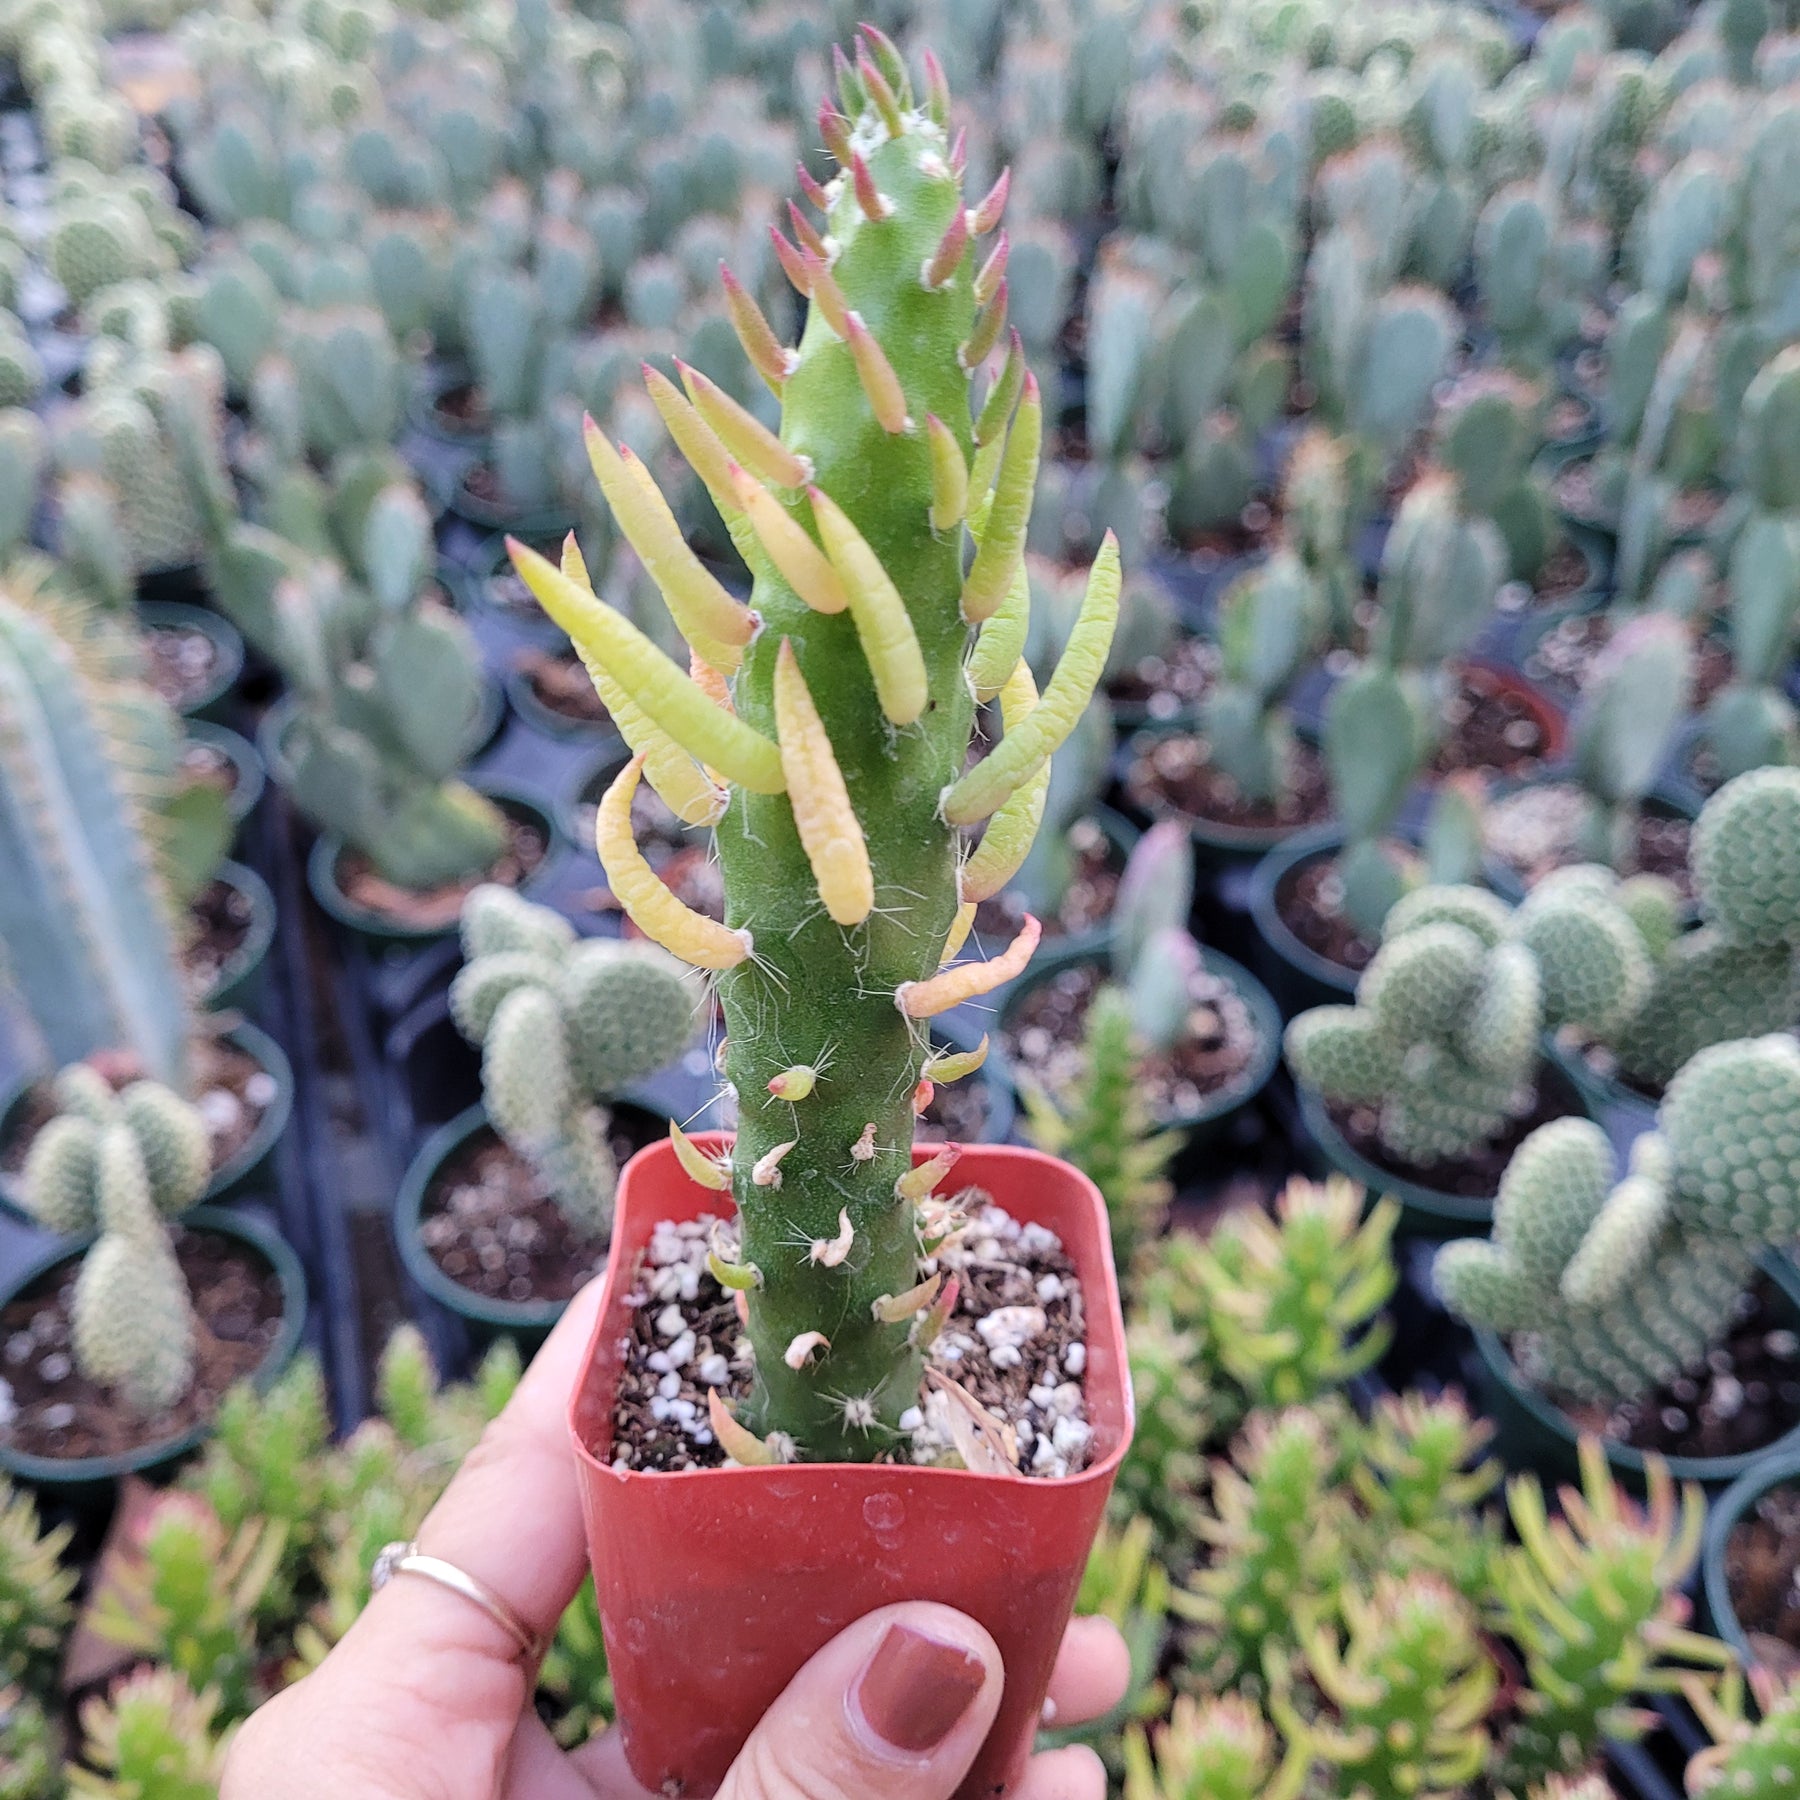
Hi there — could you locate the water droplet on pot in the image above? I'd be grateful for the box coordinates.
[863,1491,905,1542]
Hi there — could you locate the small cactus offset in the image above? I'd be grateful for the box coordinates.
[449,885,699,1237]
[1686,1666,1800,1800]
[1285,885,1543,1164]
[1434,1033,1800,1405]
[21,1064,209,1235]
[506,38,1120,1463]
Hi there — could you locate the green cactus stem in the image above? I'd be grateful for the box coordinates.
[449,886,699,1237]
[509,39,1118,1462]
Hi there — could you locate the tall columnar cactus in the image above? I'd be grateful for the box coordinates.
[1706,348,1800,781]
[1434,1033,1800,1404]
[0,596,191,1087]
[1285,884,1543,1163]
[506,36,1119,1463]
[20,1062,209,1233]
[449,885,699,1237]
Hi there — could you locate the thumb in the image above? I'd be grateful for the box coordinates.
[717,1602,1004,1800]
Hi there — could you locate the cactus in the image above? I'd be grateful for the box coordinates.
[1286,884,1542,1164]
[0,1686,58,1800]
[1434,1033,1800,1404]
[22,1064,209,1233]
[69,1119,199,1416]
[1435,371,1560,581]
[0,594,191,1086]
[1706,349,1800,781]
[505,39,1120,1463]
[1686,1666,1800,1800]
[70,1667,230,1799]
[449,885,699,1237]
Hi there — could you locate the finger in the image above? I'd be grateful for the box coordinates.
[503,1712,646,1800]
[1011,1745,1108,1800]
[1041,1616,1132,1728]
[717,1601,1003,1800]
[333,1282,606,1749]
[566,1729,665,1798]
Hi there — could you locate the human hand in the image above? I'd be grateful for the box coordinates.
[222,1281,1130,1799]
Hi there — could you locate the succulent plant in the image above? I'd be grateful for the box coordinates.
[1285,884,1543,1164]
[449,885,699,1236]
[0,1686,59,1800]
[69,1666,230,1799]
[539,1577,613,1750]
[1123,1692,1305,1800]
[0,593,192,1087]
[1685,1665,1800,1800]
[506,36,1121,1463]
[1434,1031,1800,1404]
[21,1063,209,1235]
[1705,348,1800,782]
[0,1478,74,1701]
[1435,371,1560,582]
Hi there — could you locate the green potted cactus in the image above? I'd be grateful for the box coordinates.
[395,886,701,1339]
[504,41,1131,1795]
[0,591,292,1202]
[1435,1031,1800,1487]
[0,1062,305,1492]
[1003,822,1282,1155]
[1284,883,1594,1232]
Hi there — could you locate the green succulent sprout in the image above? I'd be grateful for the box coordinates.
[0,1477,75,1701]
[1685,1664,1800,1800]
[1434,1032,1800,1405]
[1124,1693,1305,1800]
[0,1686,59,1800]
[68,1666,230,1800]
[505,35,1120,1463]
[449,885,700,1237]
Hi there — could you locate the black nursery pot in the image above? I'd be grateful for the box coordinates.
[194,858,278,1014]
[1246,823,1362,1018]
[0,1204,307,1503]
[1473,1254,1800,1495]
[1701,1443,1800,1657]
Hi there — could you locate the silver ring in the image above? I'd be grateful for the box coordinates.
[370,1540,548,1663]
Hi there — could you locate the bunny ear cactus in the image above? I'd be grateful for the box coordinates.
[1434,1033,1800,1406]
[504,37,1119,1463]
[1285,884,1543,1164]
[1708,348,1800,782]
[449,885,699,1237]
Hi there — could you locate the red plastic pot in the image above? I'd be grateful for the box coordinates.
[568,1136,1132,1799]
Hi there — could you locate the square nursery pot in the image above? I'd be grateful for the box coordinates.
[569,1136,1132,1799]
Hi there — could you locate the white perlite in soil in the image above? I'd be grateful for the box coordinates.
[608,1193,1093,1478]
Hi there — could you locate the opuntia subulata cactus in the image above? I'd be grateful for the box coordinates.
[449,885,700,1237]
[1434,1032,1800,1405]
[506,35,1119,1463]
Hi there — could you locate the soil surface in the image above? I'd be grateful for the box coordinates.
[178,737,242,804]
[476,532,564,618]
[144,624,221,712]
[1,1036,280,1194]
[1551,456,1724,537]
[183,876,257,998]
[1430,665,1557,781]
[430,381,490,435]
[1518,610,1731,704]
[1554,1276,1800,1465]
[1724,1479,1800,1671]
[1275,848,1408,978]
[1545,395,1597,446]
[606,1195,1092,1477]
[973,818,1121,945]
[514,646,613,730]
[337,808,546,931]
[0,1228,285,1461]
[1004,957,1264,1121]
[418,1107,665,1306]
[1125,730,1332,838]
[1326,1074,1580,1200]
[1483,784,1693,897]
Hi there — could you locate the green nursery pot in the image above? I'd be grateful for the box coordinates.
[999,940,1282,1149]
[1473,1254,1800,1495]
[1247,824,1362,1018]
[137,601,245,722]
[255,678,505,793]
[1701,1444,1800,1657]
[394,1098,670,1348]
[1295,1058,1595,1239]
[180,721,265,838]
[0,1020,293,1221]
[0,1204,307,1501]
[193,858,278,1015]
[305,780,565,951]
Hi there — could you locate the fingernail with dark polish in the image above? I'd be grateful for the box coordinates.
[853,1624,987,1753]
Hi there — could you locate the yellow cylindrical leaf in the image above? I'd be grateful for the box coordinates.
[596,756,753,969]
[642,365,743,525]
[966,557,1030,703]
[960,374,1041,622]
[678,360,811,490]
[926,414,968,535]
[774,639,873,927]
[924,1036,989,1083]
[509,540,785,795]
[733,469,848,614]
[942,534,1120,825]
[897,915,1041,1017]
[809,487,929,727]
[670,1121,730,1190]
[959,663,1048,902]
[937,900,976,966]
